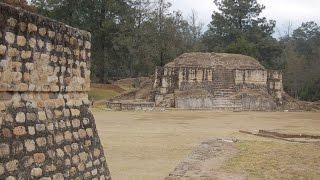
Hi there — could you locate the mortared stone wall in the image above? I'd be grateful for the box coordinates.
[0,3,111,180]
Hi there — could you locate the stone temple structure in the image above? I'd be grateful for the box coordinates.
[0,3,110,179]
[154,53,283,110]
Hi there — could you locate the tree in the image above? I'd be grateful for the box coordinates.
[188,10,204,51]
[31,0,202,81]
[281,21,320,101]
[203,0,282,68]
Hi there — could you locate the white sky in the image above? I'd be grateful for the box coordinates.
[171,0,320,36]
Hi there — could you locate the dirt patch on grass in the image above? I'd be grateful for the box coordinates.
[166,139,244,180]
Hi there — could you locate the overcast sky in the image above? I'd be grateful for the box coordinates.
[171,0,320,36]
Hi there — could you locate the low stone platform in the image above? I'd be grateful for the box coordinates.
[106,101,155,111]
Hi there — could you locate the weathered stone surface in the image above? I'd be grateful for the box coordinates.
[26,113,37,121]
[0,144,10,157]
[0,45,6,55]
[28,126,35,135]
[36,137,47,147]
[17,36,27,46]
[15,112,25,123]
[31,168,43,177]
[25,140,36,152]
[38,111,47,121]
[7,18,17,27]
[5,160,18,172]
[0,2,110,179]
[13,126,27,136]
[33,153,46,164]
[28,23,37,32]
[5,32,15,44]
[71,109,80,116]
[0,164,4,175]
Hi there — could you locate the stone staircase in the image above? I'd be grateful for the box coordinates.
[207,97,242,110]
[213,88,236,97]
[211,80,236,98]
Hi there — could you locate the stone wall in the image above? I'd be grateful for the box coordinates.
[234,69,268,87]
[157,66,236,95]
[0,3,111,180]
[267,70,283,102]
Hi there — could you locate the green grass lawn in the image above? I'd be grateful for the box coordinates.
[88,87,120,101]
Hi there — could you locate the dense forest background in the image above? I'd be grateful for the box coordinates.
[2,0,320,101]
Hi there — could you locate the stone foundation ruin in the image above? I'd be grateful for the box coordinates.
[0,3,111,179]
[154,53,283,110]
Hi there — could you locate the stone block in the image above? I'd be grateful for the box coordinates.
[29,38,36,48]
[28,23,37,32]
[71,109,80,116]
[78,163,85,172]
[31,168,43,177]
[21,51,32,59]
[93,149,101,158]
[39,28,47,36]
[86,128,94,137]
[64,131,73,141]
[36,137,47,147]
[64,145,72,154]
[78,129,87,139]
[85,41,91,49]
[48,31,55,38]
[2,128,12,138]
[6,176,17,180]
[25,139,35,152]
[6,160,18,172]
[0,143,10,157]
[39,177,51,180]
[0,163,4,175]
[52,173,64,180]
[55,134,64,144]
[13,126,27,136]
[38,40,45,48]
[71,143,79,151]
[15,112,26,123]
[19,22,27,32]
[5,32,15,44]
[72,119,81,128]
[17,36,27,46]
[28,126,35,135]
[26,113,37,121]
[72,155,80,165]
[33,153,46,164]
[38,111,47,121]
[0,45,6,55]
[7,47,18,57]
[7,18,17,27]
[45,164,56,172]
[56,149,64,158]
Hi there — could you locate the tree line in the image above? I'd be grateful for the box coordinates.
[3,0,320,101]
